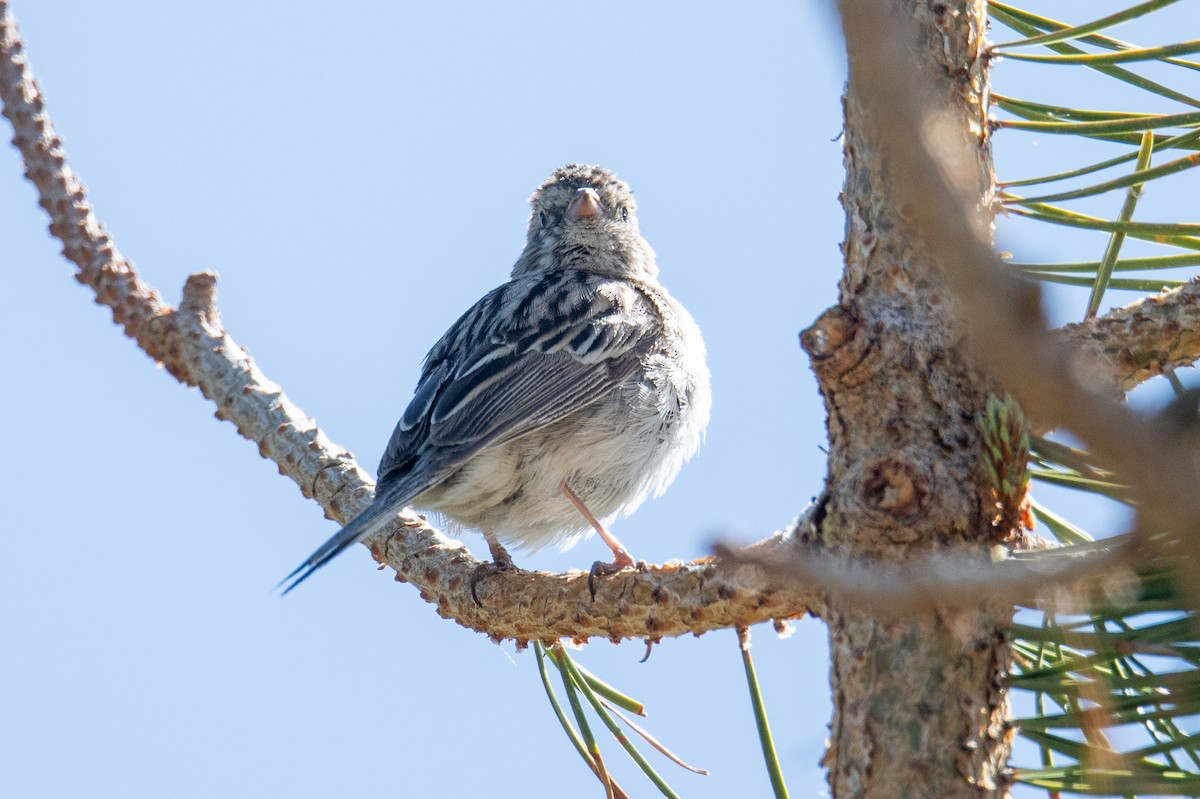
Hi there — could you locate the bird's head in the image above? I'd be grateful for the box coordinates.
[512,164,659,280]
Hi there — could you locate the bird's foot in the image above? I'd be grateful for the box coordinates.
[470,555,517,607]
[587,549,637,599]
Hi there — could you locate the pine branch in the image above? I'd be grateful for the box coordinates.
[0,1,817,644]
[1059,280,1200,394]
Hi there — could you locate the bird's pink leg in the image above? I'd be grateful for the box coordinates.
[560,480,635,593]
[470,527,516,606]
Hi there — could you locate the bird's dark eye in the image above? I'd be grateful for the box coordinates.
[538,211,548,228]
[620,207,629,223]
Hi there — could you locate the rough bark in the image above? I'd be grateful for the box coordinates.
[804,1,1014,795]
[835,0,1200,628]
[1061,279,1200,395]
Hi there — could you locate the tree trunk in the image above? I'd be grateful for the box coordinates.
[803,2,1013,795]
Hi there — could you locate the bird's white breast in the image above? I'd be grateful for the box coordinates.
[418,283,711,553]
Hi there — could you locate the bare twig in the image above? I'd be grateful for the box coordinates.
[715,536,1136,618]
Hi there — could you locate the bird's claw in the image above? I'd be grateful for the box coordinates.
[587,553,637,599]
[470,558,517,607]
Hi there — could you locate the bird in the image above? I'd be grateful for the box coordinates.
[280,164,711,594]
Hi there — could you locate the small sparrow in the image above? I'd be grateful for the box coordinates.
[281,164,711,593]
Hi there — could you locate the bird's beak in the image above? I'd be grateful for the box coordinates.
[565,187,604,221]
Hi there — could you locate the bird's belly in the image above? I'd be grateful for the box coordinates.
[415,368,704,552]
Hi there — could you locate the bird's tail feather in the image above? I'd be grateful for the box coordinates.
[277,498,402,595]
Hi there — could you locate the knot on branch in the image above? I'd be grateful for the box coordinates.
[802,306,873,386]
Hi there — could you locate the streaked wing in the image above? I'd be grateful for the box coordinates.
[378,271,658,486]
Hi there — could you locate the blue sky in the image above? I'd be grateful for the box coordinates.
[1,3,1193,797]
